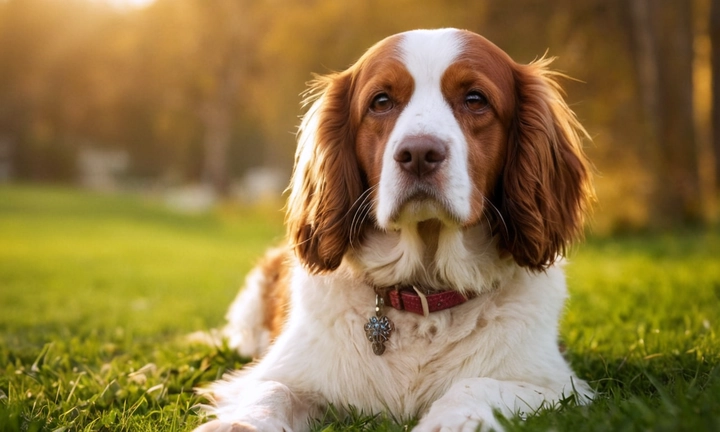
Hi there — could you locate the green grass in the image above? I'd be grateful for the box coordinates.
[0,185,284,431]
[0,185,719,431]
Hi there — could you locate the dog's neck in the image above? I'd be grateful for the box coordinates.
[346,222,516,297]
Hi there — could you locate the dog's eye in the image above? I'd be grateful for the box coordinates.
[370,93,394,113]
[465,91,489,113]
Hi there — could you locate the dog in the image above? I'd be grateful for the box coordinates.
[195,28,594,432]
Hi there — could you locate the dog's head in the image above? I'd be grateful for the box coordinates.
[287,29,593,274]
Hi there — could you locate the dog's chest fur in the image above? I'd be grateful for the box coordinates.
[251,261,566,417]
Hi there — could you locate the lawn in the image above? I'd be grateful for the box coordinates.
[0,185,718,431]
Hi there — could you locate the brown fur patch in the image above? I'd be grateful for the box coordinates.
[442,32,517,226]
[448,30,594,270]
[286,34,408,273]
[354,54,415,194]
[498,58,594,270]
[257,247,292,340]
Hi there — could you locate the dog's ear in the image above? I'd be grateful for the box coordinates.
[496,58,594,270]
[286,72,363,273]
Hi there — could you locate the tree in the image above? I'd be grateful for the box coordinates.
[629,0,700,226]
[712,0,720,189]
[191,0,261,195]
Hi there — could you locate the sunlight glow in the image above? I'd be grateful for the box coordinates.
[104,0,156,9]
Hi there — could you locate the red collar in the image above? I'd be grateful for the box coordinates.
[384,286,472,316]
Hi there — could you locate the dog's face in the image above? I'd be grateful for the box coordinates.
[288,29,592,274]
[351,30,515,230]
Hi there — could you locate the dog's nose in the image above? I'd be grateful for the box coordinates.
[394,136,447,178]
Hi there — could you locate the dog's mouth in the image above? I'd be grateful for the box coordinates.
[388,188,461,227]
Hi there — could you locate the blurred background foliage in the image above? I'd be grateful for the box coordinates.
[0,0,718,234]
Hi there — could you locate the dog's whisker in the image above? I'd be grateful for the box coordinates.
[349,187,376,249]
[483,196,508,240]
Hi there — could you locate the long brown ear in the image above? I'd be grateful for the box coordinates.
[285,72,363,273]
[497,58,594,271]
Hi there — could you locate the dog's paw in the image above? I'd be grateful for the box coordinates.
[193,419,287,432]
[413,413,501,432]
[414,393,503,432]
[414,413,502,432]
[193,420,253,432]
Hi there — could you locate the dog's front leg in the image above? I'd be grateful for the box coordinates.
[414,377,576,432]
[195,380,313,432]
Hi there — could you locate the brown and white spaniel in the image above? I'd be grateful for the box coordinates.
[195,28,594,432]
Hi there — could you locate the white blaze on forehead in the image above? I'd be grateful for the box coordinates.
[399,29,464,86]
[395,29,464,138]
[375,29,472,228]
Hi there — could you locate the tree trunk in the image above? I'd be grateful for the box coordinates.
[200,98,231,196]
[693,0,718,223]
[711,0,720,189]
[200,72,238,197]
[629,0,700,226]
[629,0,660,149]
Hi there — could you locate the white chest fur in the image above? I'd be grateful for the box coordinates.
[246,263,568,418]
